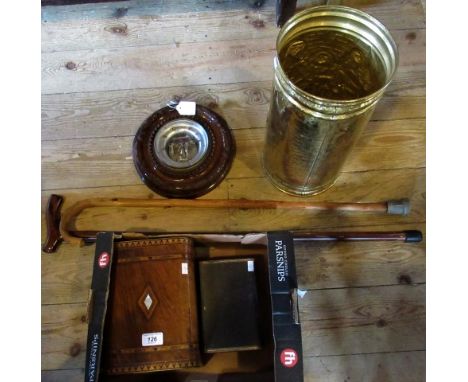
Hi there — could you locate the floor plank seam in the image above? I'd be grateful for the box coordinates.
[41,182,139,192]
[294,220,426,231]
[41,301,88,307]
[42,134,136,142]
[41,34,277,54]
[304,349,426,359]
[40,350,427,372]
[41,26,426,55]
[40,79,272,97]
[369,116,426,123]
[42,367,84,371]
[41,170,426,192]
[42,367,84,372]
[42,283,427,308]
[41,117,426,143]
[40,70,427,96]
[340,166,426,175]
[302,282,426,293]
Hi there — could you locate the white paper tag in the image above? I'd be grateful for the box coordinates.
[175,101,196,116]
[142,332,163,347]
[247,260,254,272]
[181,262,188,275]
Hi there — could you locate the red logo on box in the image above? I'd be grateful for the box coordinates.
[280,348,298,368]
[98,252,110,268]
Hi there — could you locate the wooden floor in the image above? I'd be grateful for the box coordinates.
[41,0,426,380]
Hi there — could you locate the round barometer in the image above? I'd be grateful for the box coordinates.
[133,104,235,198]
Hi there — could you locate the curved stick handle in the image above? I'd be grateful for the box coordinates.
[42,194,64,253]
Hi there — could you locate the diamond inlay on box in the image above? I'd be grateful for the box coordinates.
[138,285,158,320]
[144,294,153,310]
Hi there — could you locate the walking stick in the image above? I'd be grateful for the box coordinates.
[42,194,415,253]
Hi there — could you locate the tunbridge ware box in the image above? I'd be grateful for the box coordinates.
[84,231,303,382]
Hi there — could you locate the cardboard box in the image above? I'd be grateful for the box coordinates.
[85,231,303,382]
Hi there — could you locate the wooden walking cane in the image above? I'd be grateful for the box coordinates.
[42,194,414,253]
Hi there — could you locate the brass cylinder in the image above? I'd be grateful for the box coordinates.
[263,6,398,195]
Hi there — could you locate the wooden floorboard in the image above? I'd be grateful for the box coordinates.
[295,223,426,290]
[41,350,426,381]
[42,7,278,53]
[42,119,425,189]
[41,0,426,379]
[41,28,424,95]
[42,369,84,382]
[42,2,425,53]
[303,350,426,382]
[42,0,425,29]
[300,284,425,356]
[41,0,279,23]
[299,0,426,30]
[41,83,425,141]
[41,284,424,370]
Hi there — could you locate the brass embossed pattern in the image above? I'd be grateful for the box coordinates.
[279,30,386,100]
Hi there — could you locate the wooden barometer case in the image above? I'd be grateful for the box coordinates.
[132,104,235,198]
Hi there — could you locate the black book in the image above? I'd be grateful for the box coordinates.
[199,258,261,353]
